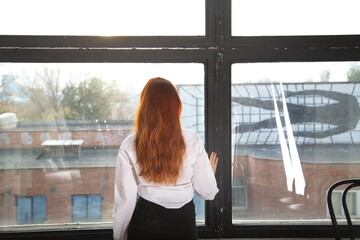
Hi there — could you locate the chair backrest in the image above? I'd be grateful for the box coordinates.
[327,179,360,240]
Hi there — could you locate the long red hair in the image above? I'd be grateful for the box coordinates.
[135,77,185,184]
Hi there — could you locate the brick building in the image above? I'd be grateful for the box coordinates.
[0,121,130,226]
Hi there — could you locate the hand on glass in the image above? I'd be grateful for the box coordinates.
[209,151,219,174]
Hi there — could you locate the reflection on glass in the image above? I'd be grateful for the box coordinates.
[231,62,360,224]
[0,63,204,229]
[0,0,205,36]
[232,0,360,36]
[270,83,305,195]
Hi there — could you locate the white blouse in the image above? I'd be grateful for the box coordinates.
[112,129,219,240]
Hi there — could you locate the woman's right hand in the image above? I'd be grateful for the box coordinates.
[209,151,219,174]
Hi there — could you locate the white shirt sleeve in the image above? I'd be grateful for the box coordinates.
[192,134,219,200]
[112,147,138,240]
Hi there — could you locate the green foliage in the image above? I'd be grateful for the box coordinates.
[347,64,360,82]
[62,77,130,121]
[18,67,133,121]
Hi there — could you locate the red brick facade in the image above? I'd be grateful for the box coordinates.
[233,155,360,220]
[0,167,115,225]
[1,128,359,226]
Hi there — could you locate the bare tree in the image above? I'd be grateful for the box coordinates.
[22,68,64,120]
[0,74,16,114]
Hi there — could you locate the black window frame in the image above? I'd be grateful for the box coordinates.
[1,0,360,239]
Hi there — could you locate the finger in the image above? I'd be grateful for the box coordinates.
[209,152,214,161]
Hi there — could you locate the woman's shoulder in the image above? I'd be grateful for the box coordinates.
[120,133,135,150]
[182,128,197,137]
[182,129,202,143]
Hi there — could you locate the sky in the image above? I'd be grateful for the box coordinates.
[232,62,358,84]
[0,0,205,36]
[232,0,360,36]
[1,61,359,95]
[0,63,204,94]
[1,0,359,36]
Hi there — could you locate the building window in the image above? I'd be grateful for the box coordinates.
[72,194,102,222]
[232,177,247,209]
[16,196,46,225]
[328,190,359,218]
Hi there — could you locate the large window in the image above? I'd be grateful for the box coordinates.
[16,196,46,225]
[1,0,360,239]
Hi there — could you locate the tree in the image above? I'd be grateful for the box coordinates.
[0,75,15,114]
[320,70,330,82]
[347,64,360,82]
[21,68,64,120]
[62,77,132,121]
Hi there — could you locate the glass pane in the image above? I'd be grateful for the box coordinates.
[0,0,205,36]
[88,195,102,222]
[33,196,47,223]
[330,191,358,217]
[16,197,32,224]
[73,195,87,222]
[0,63,205,230]
[177,83,206,223]
[232,62,360,225]
[232,0,360,36]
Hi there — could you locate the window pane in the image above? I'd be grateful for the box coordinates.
[232,0,360,36]
[16,197,32,224]
[0,0,205,36]
[329,191,358,217]
[88,195,102,222]
[0,63,205,229]
[73,196,87,222]
[33,196,47,223]
[231,62,360,225]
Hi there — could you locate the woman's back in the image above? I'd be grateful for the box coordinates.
[120,129,218,209]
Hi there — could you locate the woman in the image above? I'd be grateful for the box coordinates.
[113,77,219,240]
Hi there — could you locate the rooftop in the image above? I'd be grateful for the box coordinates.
[0,147,118,170]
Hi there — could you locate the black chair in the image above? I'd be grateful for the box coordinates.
[327,179,360,240]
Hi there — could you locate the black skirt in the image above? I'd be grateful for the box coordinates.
[128,196,198,240]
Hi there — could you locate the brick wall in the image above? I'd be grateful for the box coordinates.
[0,167,115,225]
[232,155,360,220]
